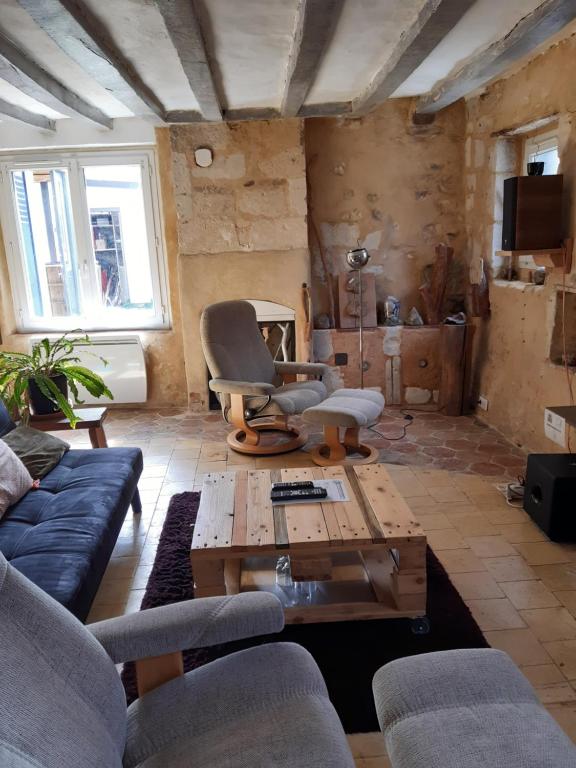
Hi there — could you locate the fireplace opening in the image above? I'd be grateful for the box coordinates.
[207,300,296,410]
[550,289,576,369]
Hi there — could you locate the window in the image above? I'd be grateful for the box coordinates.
[523,130,560,175]
[0,149,168,331]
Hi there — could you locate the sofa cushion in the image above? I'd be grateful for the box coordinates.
[2,426,69,479]
[0,402,15,438]
[0,447,143,620]
[0,441,34,519]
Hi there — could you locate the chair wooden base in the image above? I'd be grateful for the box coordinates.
[227,421,307,455]
[310,425,379,467]
[227,393,307,455]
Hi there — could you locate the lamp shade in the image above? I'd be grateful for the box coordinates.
[346,247,370,270]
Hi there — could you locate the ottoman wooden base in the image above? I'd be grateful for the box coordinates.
[303,388,384,468]
[310,425,379,467]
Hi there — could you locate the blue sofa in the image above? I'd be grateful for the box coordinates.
[0,402,143,621]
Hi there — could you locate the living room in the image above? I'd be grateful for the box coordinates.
[1,1,576,766]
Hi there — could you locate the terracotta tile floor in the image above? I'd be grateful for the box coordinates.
[59,407,576,764]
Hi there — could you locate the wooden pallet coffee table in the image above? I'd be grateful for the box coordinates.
[190,465,427,625]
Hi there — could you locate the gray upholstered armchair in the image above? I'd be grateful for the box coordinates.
[373,649,576,767]
[201,300,328,454]
[0,552,354,767]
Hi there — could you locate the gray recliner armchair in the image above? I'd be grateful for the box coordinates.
[0,552,354,768]
[201,300,328,455]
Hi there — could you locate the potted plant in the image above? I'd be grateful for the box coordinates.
[0,331,113,427]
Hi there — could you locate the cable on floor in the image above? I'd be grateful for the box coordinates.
[497,475,525,508]
[368,410,415,441]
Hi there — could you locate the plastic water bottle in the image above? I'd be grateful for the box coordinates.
[275,555,292,587]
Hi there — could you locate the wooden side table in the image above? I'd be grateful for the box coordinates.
[30,407,109,448]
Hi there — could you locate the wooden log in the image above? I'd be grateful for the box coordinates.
[419,243,453,324]
[439,324,466,416]
[461,323,476,415]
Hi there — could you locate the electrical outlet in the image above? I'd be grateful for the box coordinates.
[544,408,566,447]
[478,395,489,411]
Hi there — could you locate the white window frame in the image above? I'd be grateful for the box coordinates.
[0,147,170,332]
[523,129,559,172]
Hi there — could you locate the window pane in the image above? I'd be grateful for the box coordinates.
[83,165,155,319]
[11,168,81,320]
[530,146,560,175]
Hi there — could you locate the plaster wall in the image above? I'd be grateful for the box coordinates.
[464,31,576,452]
[305,98,466,324]
[165,119,310,409]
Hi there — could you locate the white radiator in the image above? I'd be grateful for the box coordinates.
[30,335,147,405]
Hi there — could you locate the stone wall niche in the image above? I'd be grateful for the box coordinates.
[550,289,576,366]
[180,250,310,409]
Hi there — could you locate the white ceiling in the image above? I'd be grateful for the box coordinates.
[394,0,546,97]
[196,0,300,111]
[306,0,428,105]
[82,0,201,112]
[0,0,129,118]
[0,0,570,133]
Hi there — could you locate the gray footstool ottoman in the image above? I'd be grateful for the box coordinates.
[303,388,384,466]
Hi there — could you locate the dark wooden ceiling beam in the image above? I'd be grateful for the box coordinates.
[0,32,112,128]
[0,97,55,131]
[155,0,222,122]
[416,0,576,115]
[298,101,351,118]
[352,0,476,115]
[165,110,205,123]
[17,0,165,119]
[281,0,345,118]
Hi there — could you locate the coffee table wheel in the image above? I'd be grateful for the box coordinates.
[410,616,431,635]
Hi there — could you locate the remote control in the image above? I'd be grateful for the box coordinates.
[272,481,314,491]
[270,487,328,502]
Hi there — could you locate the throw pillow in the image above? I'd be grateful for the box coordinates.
[0,441,34,518]
[1,426,69,479]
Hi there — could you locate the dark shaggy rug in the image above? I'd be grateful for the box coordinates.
[122,491,488,732]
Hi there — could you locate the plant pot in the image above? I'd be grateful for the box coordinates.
[28,374,68,416]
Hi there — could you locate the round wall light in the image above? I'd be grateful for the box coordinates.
[194,147,213,168]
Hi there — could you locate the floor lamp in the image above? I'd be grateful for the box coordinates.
[346,247,371,389]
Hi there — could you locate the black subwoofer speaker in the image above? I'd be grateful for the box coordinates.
[524,454,576,541]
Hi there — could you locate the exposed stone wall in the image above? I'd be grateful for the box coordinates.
[165,119,310,409]
[313,326,442,406]
[305,99,466,325]
[170,120,308,256]
[465,32,576,451]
